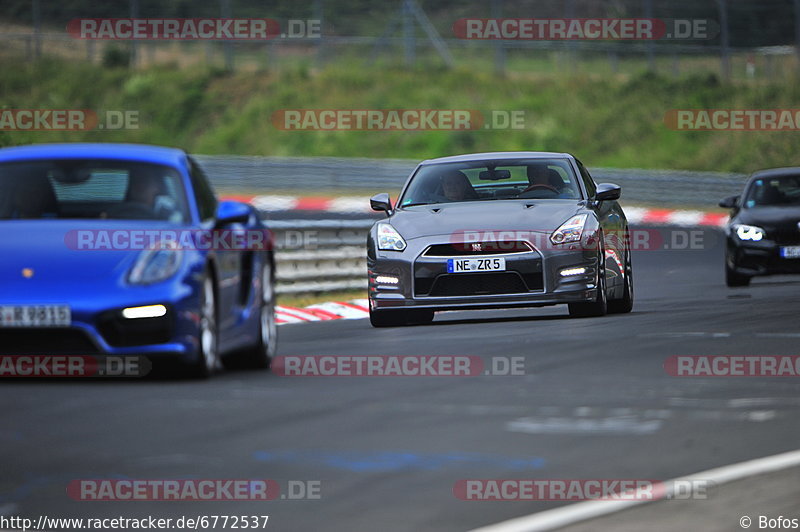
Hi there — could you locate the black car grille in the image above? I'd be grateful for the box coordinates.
[770,228,800,245]
[0,328,100,355]
[424,241,533,256]
[97,312,173,348]
[417,272,541,297]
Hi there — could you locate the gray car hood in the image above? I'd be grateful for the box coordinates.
[389,200,585,240]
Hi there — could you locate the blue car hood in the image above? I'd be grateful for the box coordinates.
[0,219,187,288]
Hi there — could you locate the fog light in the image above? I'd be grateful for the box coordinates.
[560,267,587,277]
[122,304,167,319]
[375,275,399,285]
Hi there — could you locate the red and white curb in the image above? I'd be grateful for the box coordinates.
[222,195,729,227]
[276,299,369,325]
[623,206,728,227]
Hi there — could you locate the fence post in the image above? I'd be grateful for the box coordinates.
[565,0,576,71]
[314,0,325,68]
[717,0,731,80]
[129,0,139,67]
[492,0,505,76]
[608,51,619,73]
[32,0,41,59]
[795,0,800,69]
[643,0,655,71]
[220,0,234,72]
[403,0,415,66]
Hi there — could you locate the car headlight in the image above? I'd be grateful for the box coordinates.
[733,224,765,241]
[129,241,182,285]
[551,214,588,245]
[377,223,406,251]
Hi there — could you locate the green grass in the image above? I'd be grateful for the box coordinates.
[2,57,800,173]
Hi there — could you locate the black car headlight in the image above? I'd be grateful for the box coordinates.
[129,241,182,285]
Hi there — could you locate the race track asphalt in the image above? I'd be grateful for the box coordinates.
[2,226,799,531]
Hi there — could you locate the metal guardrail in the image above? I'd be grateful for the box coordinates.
[197,155,748,207]
[268,219,374,294]
[197,155,749,295]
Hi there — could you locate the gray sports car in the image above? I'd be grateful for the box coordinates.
[367,152,633,327]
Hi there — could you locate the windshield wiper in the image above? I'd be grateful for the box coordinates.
[401,201,441,207]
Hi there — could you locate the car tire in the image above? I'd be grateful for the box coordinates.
[247,260,277,369]
[191,273,220,378]
[568,244,608,318]
[725,262,751,287]
[607,250,633,314]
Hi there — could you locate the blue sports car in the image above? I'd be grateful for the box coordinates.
[0,143,277,377]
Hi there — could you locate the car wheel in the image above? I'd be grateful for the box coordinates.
[249,260,277,368]
[568,244,608,318]
[607,250,633,314]
[725,260,751,287]
[191,274,219,378]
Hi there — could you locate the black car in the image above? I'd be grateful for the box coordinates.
[367,151,634,327]
[720,167,800,287]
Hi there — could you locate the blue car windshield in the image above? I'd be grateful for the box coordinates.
[0,159,190,222]
[399,158,582,207]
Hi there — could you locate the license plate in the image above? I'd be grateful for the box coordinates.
[780,246,800,259]
[0,305,71,327]
[447,257,506,273]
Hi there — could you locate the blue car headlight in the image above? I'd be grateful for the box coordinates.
[129,241,182,285]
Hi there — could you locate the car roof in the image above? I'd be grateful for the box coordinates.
[0,143,189,168]
[750,167,800,180]
[420,151,574,165]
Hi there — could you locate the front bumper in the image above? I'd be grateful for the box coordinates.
[0,286,201,362]
[369,234,599,312]
[727,237,800,276]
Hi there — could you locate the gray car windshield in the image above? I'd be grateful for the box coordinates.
[744,174,800,207]
[399,158,582,207]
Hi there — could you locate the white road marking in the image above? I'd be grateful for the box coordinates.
[469,448,800,532]
[506,417,663,436]
[638,331,730,338]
